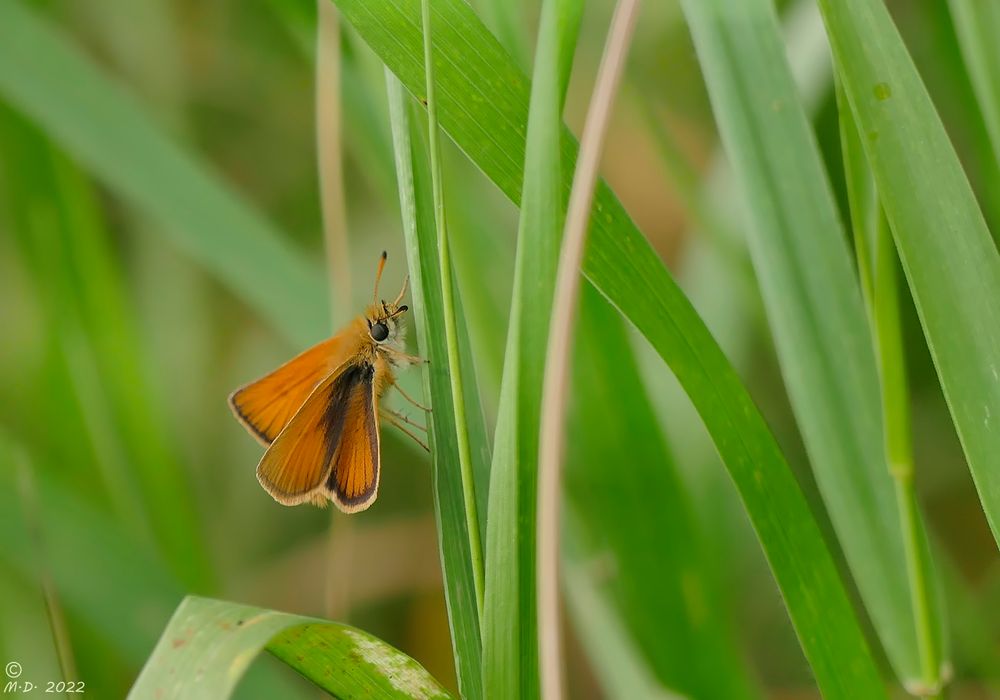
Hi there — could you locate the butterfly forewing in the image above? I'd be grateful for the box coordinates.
[229,329,359,445]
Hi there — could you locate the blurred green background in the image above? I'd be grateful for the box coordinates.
[0,0,997,697]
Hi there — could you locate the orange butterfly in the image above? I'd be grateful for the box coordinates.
[229,252,426,512]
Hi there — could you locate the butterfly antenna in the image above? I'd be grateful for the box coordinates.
[391,274,409,307]
[372,251,388,304]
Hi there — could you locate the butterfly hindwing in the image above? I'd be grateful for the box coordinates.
[323,364,380,513]
[255,361,380,510]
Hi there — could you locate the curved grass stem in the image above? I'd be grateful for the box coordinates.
[536,0,641,697]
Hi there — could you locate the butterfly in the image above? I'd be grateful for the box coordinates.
[228,252,426,512]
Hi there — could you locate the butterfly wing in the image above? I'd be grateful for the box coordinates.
[229,323,361,445]
[322,364,380,513]
[256,362,380,510]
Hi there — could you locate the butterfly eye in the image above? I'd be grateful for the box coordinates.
[370,322,390,342]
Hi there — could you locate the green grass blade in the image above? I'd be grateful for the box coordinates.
[679,0,941,685]
[837,77,877,307]
[566,286,758,699]
[329,0,886,694]
[948,0,1000,169]
[482,0,581,696]
[562,528,683,700]
[0,1,327,348]
[839,83,947,695]
[419,0,486,620]
[536,2,638,693]
[387,74,487,700]
[129,596,453,700]
[475,0,528,65]
[817,0,1000,547]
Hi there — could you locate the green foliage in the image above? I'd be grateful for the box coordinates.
[330,0,887,695]
[0,1,328,348]
[819,0,1000,547]
[130,597,453,699]
[482,0,581,696]
[948,0,1000,169]
[1,0,998,697]
[566,285,758,699]
[387,75,488,699]
[679,0,941,684]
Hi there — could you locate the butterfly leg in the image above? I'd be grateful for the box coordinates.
[381,410,430,452]
[386,348,428,374]
[394,351,426,365]
[383,407,428,432]
[394,382,431,412]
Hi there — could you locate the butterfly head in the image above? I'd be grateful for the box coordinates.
[365,300,407,346]
[365,251,409,348]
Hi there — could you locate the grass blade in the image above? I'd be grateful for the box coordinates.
[839,82,947,695]
[817,0,1000,547]
[948,0,1000,169]
[129,596,453,699]
[679,0,941,685]
[562,529,683,700]
[536,1,639,694]
[329,0,886,694]
[419,0,486,620]
[475,0,528,65]
[483,0,581,696]
[0,0,327,348]
[387,75,488,700]
[565,286,759,699]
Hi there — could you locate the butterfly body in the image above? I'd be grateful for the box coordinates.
[229,253,423,512]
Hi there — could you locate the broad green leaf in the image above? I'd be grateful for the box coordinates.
[387,74,488,700]
[329,0,885,694]
[129,596,453,700]
[482,0,581,696]
[679,0,941,684]
[0,0,327,349]
[817,0,1000,546]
